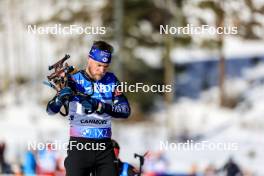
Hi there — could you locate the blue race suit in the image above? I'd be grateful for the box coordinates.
[46,70,130,139]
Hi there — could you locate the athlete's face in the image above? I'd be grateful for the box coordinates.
[86,57,109,80]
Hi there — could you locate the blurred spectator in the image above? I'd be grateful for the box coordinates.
[204,164,217,176]
[112,139,139,176]
[144,151,168,175]
[36,143,59,176]
[23,149,37,175]
[54,155,66,176]
[242,169,253,176]
[12,163,23,176]
[219,157,243,176]
[0,141,13,174]
[189,163,198,176]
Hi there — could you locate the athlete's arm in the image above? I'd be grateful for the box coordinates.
[102,90,131,118]
[46,75,75,115]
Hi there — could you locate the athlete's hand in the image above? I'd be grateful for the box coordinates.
[80,98,105,114]
[81,98,99,114]
[57,87,73,103]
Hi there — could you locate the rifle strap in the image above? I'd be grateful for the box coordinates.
[60,101,69,116]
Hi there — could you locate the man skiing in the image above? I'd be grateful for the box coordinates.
[46,41,131,176]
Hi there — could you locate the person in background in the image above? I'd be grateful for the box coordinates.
[36,143,58,176]
[23,149,37,175]
[112,139,139,176]
[204,164,217,176]
[219,157,243,176]
[144,151,168,176]
[0,142,13,174]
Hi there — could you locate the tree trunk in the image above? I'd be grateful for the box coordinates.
[218,1,226,107]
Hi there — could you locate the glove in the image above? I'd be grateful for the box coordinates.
[46,97,63,115]
[81,98,104,114]
[57,87,73,104]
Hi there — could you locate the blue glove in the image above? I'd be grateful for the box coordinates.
[57,87,73,103]
[46,87,73,115]
[81,98,100,114]
[47,96,65,115]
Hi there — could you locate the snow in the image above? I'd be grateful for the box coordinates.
[113,63,264,175]
[133,47,162,68]
[134,37,264,66]
[0,89,69,163]
[1,61,264,174]
[224,37,264,59]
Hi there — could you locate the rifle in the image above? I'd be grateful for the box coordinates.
[43,54,75,91]
[43,54,76,116]
[44,54,93,116]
